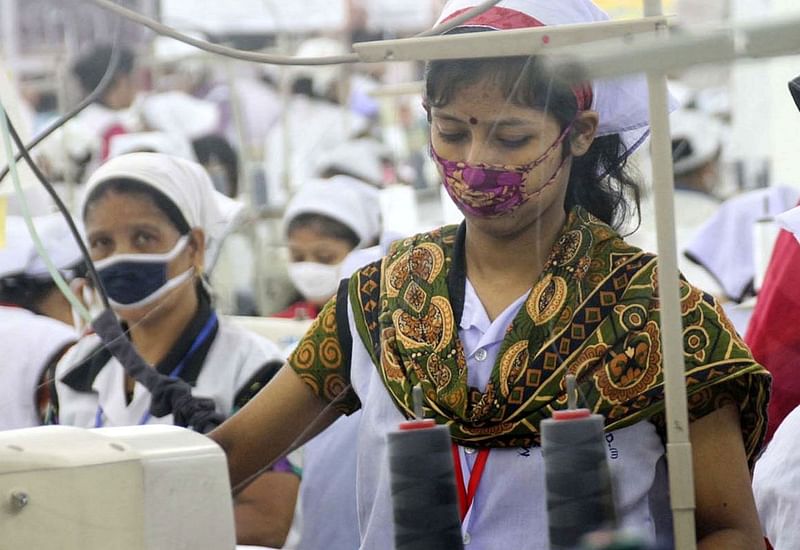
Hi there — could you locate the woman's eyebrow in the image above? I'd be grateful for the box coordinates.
[494,117,538,128]
[435,112,538,128]
[85,229,108,240]
[434,112,467,124]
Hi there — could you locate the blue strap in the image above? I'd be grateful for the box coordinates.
[94,312,219,428]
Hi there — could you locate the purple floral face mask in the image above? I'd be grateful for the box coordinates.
[432,121,574,218]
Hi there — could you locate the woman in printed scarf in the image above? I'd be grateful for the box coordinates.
[210,1,770,548]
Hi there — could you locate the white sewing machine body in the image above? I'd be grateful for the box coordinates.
[0,425,235,550]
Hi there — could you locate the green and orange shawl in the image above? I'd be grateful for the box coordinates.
[289,207,770,461]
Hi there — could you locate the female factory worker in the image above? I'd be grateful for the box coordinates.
[0,215,80,430]
[275,174,381,319]
[277,174,381,550]
[210,1,770,548]
[53,153,298,548]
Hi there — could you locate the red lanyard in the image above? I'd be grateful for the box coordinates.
[451,444,491,522]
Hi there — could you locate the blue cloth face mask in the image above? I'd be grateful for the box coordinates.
[94,235,194,310]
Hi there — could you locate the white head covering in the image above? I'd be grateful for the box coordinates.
[83,153,244,272]
[0,215,83,279]
[140,91,221,140]
[108,131,196,162]
[435,0,670,151]
[289,38,348,97]
[313,138,387,186]
[670,109,723,176]
[283,175,381,247]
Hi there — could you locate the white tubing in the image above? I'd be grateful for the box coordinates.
[643,2,697,549]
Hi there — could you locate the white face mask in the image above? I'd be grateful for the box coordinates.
[288,261,342,304]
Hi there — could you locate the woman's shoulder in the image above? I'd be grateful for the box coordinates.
[0,307,77,343]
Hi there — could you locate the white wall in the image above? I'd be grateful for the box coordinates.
[766,0,800,188]
[730,0,800,190]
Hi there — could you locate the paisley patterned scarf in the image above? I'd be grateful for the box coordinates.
[348,207,770,459]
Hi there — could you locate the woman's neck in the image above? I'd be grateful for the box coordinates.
[464,204,567,320]
[129,290,200,367]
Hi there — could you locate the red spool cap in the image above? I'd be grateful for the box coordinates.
[552,408,592,421]
[399,419,437,431]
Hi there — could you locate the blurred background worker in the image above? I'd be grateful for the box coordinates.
[71,44,141,169]
[0,215,81,430]
[753,192,800,550]
[263,37,374,207]
[628,107,725,297]
[277,173,383,550]
[276,174,381,320]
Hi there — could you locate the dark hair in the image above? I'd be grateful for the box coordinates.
[72,45,135,96]
[0,261,86,313]
[287,213,360,249]
[192,135,239,197]
[84,178,191,234]
[425,53,641,230]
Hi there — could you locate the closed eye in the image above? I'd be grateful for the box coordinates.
[497,136,533,149]
[436,129,468,144]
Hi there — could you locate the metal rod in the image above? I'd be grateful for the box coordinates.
[354,17,667,63]
[643,1,697,549]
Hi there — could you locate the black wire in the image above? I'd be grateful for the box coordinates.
[0,19,123,310]
[4,115,111,310]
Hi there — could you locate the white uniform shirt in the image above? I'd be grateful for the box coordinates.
[0,306,76,430]
[753,405,800,550]
[345,280,670,550]
[55,314,283,428]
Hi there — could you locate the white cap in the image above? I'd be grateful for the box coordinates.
[83,153,244,272]
[283,175,381,247]
[140,91,220,140]
[670,109,723,176]
[0,215,83,280]
[313,138,387,186]
[108,131,196,162]
[289,38,348,97]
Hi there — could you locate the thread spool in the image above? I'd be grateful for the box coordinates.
[541,408,617,550]
[387,388,464,550]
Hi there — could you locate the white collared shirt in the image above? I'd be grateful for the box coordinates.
[55,319,283,428]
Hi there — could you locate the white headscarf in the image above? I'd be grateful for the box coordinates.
[283,175,381,248]
[0,215,83,279]
[83,153,244,273]
[108,131,196,162]
[435,0,669,151]
[670,109,724,176]
[312,138,387,186]
[140,91,221,140]
[288,37,348,97]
